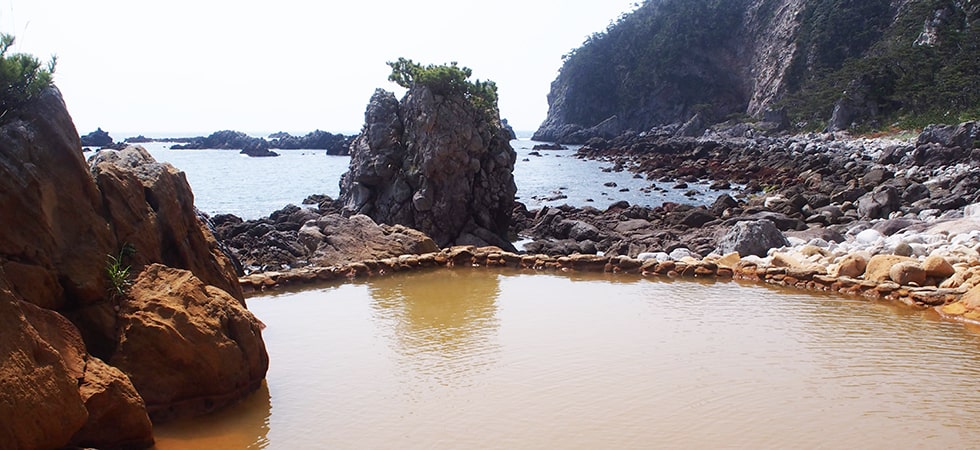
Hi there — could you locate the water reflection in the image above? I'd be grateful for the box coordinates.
[367,269,502,387]
[155,271,980,448]
[153,381,271,449]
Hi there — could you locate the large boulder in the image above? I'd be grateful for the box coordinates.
[110,264,268,422]
[0,285,153,449]
[917,122,975,150]
[0,288,88,449]
[715,219,789,257]
[340,86,517,250]
[857,185,901,220]
[310,214,439,266]
[0,87,115,307]
[89,146,243,300]
[1,87,268,446]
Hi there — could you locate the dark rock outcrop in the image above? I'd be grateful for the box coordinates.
[213,203,439,272]
[715,219,789,257]
[268,130,353,154]
[240,139,278,157]
[340,87,517,250]
[170,130,257,150]
[80,127,114,148]
[170,130,353,155]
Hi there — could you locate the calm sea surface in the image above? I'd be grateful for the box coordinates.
[154,269,980,448]
[134,140,730,220]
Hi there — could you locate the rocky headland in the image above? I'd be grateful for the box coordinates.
[1,88,268,448]
[535,0,980,143]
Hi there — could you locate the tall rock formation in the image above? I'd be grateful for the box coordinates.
[340,85,518,250]
[535,0,980,142]
[0,87,268,448]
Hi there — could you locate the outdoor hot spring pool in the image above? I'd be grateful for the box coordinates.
[154,268,980,448]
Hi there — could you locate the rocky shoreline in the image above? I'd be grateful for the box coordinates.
[226,121,980,325]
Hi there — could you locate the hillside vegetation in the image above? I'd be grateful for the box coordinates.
[536,0,980,141]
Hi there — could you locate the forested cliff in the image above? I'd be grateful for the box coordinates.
[534,0,980,143]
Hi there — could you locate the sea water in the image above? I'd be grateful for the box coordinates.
[132,139,732,220]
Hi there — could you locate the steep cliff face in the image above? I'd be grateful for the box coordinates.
[340,86,518,250]
[0,87,268,448]
[535,0,980,142]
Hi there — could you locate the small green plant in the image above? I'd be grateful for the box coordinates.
[386,57,500,125]
[0,33,57,122]
[106,244,135,300]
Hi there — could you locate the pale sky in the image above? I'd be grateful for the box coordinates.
[1,1,637,136]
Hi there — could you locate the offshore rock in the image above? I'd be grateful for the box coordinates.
[80,127,114,148]
[340,87,517,250]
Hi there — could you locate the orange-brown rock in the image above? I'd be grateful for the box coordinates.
[1,87,267,447]
[6,289,155,449]
[110,264,268,422]
[0,87,114,307]
[864,255,915,283]
[0,288,88,449]
[71,357,154,449]
[833,254,868,278]
[889,261,927,286]
[923,255,956,279]
[90,146,243,300]
[962,284,980,311]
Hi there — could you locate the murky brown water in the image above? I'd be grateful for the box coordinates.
[154,268,980,448]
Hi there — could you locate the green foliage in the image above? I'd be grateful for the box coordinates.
[106,244,135,300]
[780,0,980,129]
[555,0,749,128]
[387,58,500,124]
[0,33,57,121]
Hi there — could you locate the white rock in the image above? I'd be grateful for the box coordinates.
[856,229,883,245]
[965,203,980,218]
[669,248,697,261]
